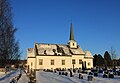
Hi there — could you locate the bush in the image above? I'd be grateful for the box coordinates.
[108,74,114,78]
[117,71,120,76]
[99,70,103,73]
[103,74,107,78]
[89,72,93,75]
[94,72,98,76]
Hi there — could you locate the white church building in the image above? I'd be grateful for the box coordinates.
[27,23,93,70]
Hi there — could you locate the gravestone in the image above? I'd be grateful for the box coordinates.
[62,72,64,75]
[64,72,68,76]
[88,72,93,75]
[94,72,98,76]
[77,69,80,73]
[79,74,83,79]
[70,70,73,77]
[59,72,61,75]
[87,75,94,81]
[108,74,114,78]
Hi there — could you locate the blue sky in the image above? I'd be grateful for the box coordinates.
[11,0,120,59]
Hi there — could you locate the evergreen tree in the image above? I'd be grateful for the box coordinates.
[93,54,98,67]
[0,0,21,67]
[104,51,112,69]
[97,54,104,67]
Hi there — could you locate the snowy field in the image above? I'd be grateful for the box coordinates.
[36,71,120,83]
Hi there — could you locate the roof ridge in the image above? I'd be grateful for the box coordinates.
[35,43,68,46]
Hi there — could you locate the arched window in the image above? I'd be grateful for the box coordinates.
[73,43,74,46]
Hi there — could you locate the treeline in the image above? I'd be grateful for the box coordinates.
[93,51,120,69]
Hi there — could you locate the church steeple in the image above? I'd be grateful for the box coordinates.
[68,22,77,49]
[70,22,74,40]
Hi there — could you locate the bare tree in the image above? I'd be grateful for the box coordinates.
[110,47,117,59]
[0,0,21,67]
[109,47,117,69]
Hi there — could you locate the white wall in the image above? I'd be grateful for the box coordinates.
[36,56,71,69]
[27,55,93,70]
[35,55,92,70]
[84,58,93,69]
[71,55,85,68]
[27,57,36,70]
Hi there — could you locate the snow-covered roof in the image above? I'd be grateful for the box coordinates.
[27,48,35,57]
[70,46,85,55]
[35,43,85,56]
[27,48,34,53]
[84,50,93,58]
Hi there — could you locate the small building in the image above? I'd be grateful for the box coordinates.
[27,23,93,70]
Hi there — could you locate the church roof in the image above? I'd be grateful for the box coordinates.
[34,43,85,56]
[84,51,93,58]
[27,23,92,57]
[27,48,34,53]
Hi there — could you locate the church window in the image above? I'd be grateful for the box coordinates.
[62,60,65,65]
[39,59,43,65]
[73,43,74,46]
[31,62,33,66]
[72,59,75,64]
[88,62,90,66]
[51,59,54,65]
[79,59,82,64]
[44,50,47,55]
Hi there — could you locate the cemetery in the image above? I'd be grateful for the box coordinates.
[35,68,120,83]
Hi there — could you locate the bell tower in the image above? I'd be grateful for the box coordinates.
[68,22,77,48]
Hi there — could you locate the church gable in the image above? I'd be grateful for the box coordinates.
[27,48,35,57]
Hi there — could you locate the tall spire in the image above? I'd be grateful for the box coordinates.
[69,22,74,40]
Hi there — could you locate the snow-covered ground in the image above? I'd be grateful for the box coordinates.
[0,69,29,83]
[36,71,120,83]
[0,72,5,78]
[1,69,120,83]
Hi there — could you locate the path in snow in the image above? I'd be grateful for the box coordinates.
[0,69,20,83]
[18,71,29,83]
[36,71,120,83]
